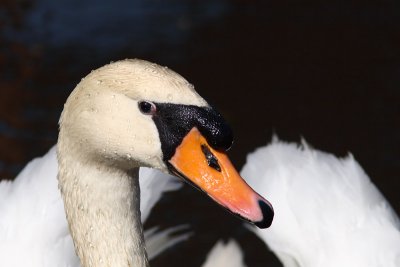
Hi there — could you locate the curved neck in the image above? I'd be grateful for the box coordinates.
[58,153,148,267]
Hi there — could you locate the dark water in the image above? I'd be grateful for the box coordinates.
[1,1,399,266]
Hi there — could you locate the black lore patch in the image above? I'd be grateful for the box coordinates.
[151,103,233,161]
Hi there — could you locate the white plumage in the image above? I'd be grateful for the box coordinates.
[201,240,246,267]
[3,58,397,267]
[0,146,183,267]
[2,137,399,267]
[242,139,400,267]
[1,59,268,267]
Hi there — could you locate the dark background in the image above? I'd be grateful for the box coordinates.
[1,1,399,266]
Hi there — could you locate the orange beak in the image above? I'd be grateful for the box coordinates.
[168,127,273,228]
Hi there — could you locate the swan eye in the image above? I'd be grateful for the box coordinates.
[138,101,156,115]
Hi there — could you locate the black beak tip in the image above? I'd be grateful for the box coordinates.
[254,200,274,229]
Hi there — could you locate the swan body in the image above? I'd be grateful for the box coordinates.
[1,59,272,267]
[0,146,182,267]
[242,140,400,267]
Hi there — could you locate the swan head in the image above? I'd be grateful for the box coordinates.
[58,59,273,228]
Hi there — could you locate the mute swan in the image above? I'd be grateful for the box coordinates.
[0,59,274,267]
[242,140,400,267]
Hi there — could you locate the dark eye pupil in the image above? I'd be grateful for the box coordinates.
[139,101,154,114]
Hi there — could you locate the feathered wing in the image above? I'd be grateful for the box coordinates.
[201,240,246,267]
[242,140,400,267]
[144,225,192,260]
[139,167,191,261]
[0,146,184,267]
[139,167,182,222]
[0,146,77,267]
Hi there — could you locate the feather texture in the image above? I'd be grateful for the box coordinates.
[242,140,400,267]
[201,240,246,267]
[0,146,182,267]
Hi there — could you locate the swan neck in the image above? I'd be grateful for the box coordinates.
[58,156,148,267]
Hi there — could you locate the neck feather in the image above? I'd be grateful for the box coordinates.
[58,151,148,267]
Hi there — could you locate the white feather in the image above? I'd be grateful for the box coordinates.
[0,146,182,267]
[144,225,192,260]
[201,240,246,267]
[242,140,400,267]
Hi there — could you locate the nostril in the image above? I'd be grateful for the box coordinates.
[201,144,221,172]
[254,200,274,229]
